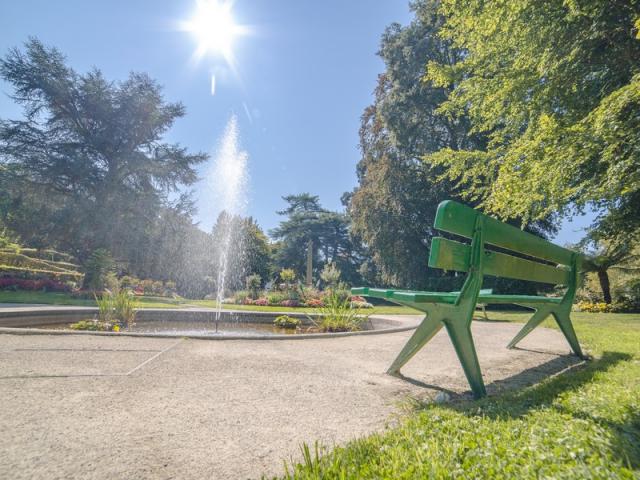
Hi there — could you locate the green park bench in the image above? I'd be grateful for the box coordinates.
[352,200,585,398]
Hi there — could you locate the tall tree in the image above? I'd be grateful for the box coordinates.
[426,0,640,239]
[270,194,363,285]
[211,212,272,293]
[0,38,208,264]
[347,0,483,289]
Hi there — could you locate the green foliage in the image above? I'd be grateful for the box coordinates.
[347,0,485,289]
[233,290,252,305]
[425,0,640,238]
[0,38,210,296]
[279,268,296,284]
[95,292,115,323]
[273,315,301,329]
[271,194,364,285]
[95,289,136,327]
[0,245,83,282]
[209,213,273,294]
[83,249,114,291]
[266,292,287,305]
[279,312,640,479]
[319,262,341,288]
[113,290,137,327]
[69,320,111,331]
[245,274,262,300]
[312,290,369,332]
[104,272,120,294]
[119,275,140,289]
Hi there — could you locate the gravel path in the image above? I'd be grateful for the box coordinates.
[0,316,582,479]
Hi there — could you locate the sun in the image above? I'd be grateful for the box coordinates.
[181,0,246,64]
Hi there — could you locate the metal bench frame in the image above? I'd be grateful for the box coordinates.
[352,201,585,398]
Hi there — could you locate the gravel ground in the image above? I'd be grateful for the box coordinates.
[0,316,582,479]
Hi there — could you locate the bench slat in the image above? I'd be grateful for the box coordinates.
[353,287,562,306]
[434,200,575,266]
[429,237,571,285]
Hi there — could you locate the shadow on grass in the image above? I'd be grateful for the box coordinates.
[432,350,638,470]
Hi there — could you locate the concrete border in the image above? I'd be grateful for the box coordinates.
[0,307,419,340]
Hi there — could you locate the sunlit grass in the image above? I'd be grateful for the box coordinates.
[274,312,640,479]
[0,291,421,314]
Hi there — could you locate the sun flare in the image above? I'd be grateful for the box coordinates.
[181,0,246,64]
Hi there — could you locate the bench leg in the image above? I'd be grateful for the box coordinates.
[445,320,486,399]
[387,312,443,376]
[552,310,585,359]
[507,306,552,349]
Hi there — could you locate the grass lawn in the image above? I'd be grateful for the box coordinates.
[0,291,421,315]
[277,311,640,479]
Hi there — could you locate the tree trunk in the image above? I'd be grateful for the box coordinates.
[597,269,612,304]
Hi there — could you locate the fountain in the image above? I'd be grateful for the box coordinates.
[209,114,249,331]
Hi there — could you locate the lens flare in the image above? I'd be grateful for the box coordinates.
[180,0,249,66]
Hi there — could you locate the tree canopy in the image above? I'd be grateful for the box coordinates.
[270,193,363,285]
[347,0,483,289]
[0,38,207,262]
[426,0,640,240]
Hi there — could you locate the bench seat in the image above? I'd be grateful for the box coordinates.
[351,200,585,399]
[352,287,562,305]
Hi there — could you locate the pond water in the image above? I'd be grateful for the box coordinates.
[33,320,324,337]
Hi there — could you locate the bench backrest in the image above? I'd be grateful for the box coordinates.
[428,201,579,285]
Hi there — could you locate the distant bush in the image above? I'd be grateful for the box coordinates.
[320,263,341,288]
[0,244,83,281]
[305,298,324,307]
[83,248,114,290]
[611,278,640,313]
[254,297,269,306]
[280,268,296,284]
[576,301,611,313]
[267,292,286,305]
[245,274,262,299]
[312,290,369,332]
[0,277,70,292]
[234,290,251,304]
[280,299,300,307]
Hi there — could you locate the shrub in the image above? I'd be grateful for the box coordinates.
[280,299,300,307]
[273,315,301,328]
[312,290,369,332]
[151,280,164,295]
[83,248,114,290]
[299,286,323,303]
[612,278,640,312]
[95,290,136,328]
[234,290,251,304]
[245,274,262,299]
[164,280,177,295]
[267,292,286,305]
[280,268,296,284]
[0,277,70,292]
[253,297,269,306]
[320,262,341,287]
[95,292,115,323]
[140,279,155,295]
[119,275,140,289]
[113,290,136,327]
[69,320,111,331]
[305,298,324,307]
[104,272,120,294]
[575,301,611,313]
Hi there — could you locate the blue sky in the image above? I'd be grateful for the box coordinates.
[0,0,593,244]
